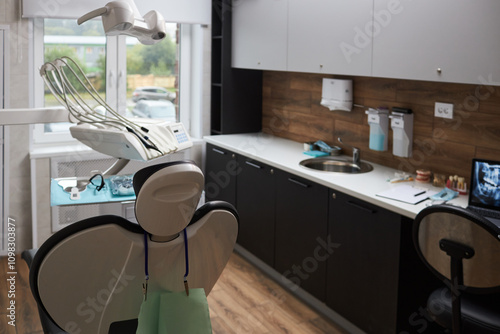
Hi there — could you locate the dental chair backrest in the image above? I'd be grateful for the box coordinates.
[29,161,238,334]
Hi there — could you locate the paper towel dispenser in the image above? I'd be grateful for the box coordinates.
[320,78,353,112]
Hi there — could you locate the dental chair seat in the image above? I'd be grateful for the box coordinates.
[28,161,238,334]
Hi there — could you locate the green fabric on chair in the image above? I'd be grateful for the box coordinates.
[136,289,212,334]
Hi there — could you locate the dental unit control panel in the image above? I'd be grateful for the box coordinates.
[170,123,191,148]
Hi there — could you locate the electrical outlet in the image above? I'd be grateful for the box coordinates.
[434,102,454,119]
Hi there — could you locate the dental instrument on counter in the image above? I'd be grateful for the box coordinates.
[389,177,414,183]
[303,140,342,157]
[388,171,413,183]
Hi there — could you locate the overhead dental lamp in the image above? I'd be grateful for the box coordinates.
[77,0,167,45]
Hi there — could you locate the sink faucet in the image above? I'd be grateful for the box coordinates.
[338,137,360,165]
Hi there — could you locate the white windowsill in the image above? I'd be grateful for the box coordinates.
[30,141,98,159]
[30,137,205,160]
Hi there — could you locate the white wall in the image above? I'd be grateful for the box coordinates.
[1,0,33,252]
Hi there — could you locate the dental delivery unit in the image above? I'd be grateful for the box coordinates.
[40,56,192,162]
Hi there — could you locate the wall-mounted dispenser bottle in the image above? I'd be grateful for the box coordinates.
[365,108,389,151]
[389,107,414,158]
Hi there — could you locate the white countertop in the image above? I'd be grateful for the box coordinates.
[204,133,468,219]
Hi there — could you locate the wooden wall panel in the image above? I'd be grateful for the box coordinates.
[262,71,500,182]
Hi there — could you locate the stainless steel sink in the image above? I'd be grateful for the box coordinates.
[299,157,373,174]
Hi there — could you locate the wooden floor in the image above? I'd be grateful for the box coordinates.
[0,253,346,334]
[0,255,43,334]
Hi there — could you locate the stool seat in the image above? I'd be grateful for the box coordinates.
[428,287,500,334]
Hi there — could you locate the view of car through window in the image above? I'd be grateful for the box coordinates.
[132,100,176,122]
[125,22,179,123]
[132,86,176,103]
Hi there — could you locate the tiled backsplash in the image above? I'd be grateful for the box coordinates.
[262,71,500,180]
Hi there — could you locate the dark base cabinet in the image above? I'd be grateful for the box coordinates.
[326,190,442,334]
[236,157,276,267]
[205,144,441,333]
[327,190,401,334]
[275,170,328,302]
[205,143,238,206]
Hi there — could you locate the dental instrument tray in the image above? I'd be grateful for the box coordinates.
[70,120,192,161]
[51,176,137,206]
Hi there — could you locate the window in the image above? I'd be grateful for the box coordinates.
[32,19,182,144]
[125,23,179,121]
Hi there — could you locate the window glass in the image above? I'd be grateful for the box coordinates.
[43,18,106,133]
[126,23,179,123]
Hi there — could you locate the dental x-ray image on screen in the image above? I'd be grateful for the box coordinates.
[471,160,500,207]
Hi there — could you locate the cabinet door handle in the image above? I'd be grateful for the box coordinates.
[212,148,226,155]
[288,178,310,188]
[245,161,262,169]
[346,200,376,214]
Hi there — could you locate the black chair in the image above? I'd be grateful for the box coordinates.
[25,161,238,333]
[413,204,500,333]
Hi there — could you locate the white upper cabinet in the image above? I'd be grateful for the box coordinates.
[231,0,288,71]
[231,0,500,86]
[372,0,500,85]
[287,0,373,76]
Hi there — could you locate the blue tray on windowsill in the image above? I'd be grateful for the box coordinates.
[50,177,136,206]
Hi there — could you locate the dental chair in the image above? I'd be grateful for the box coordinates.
[26,160,238,333]
[413,204,500,334]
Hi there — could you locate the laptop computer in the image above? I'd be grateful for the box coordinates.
[468,158,500,226]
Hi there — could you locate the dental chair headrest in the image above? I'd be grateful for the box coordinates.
[133,161,204,238]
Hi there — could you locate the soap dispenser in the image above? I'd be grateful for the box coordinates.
[389,107,414,158]
[365,108,389,151]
